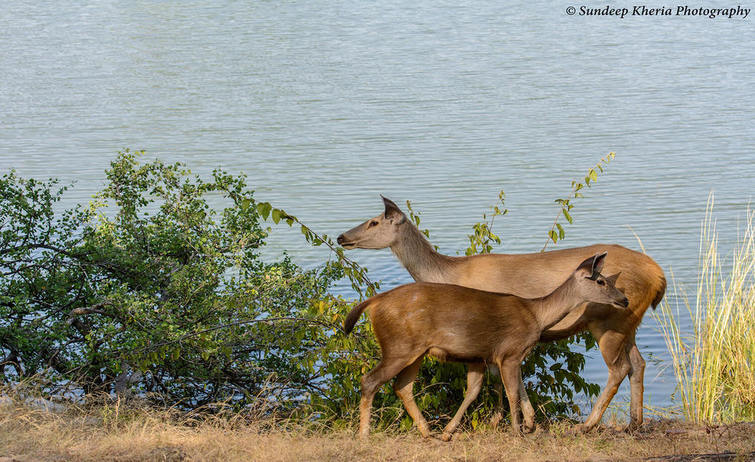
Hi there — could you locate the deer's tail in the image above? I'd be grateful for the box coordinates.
[343,298,374,335]
[651,271,667,309]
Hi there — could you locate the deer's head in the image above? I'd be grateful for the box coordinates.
[572,253,629,308]
[337,196,407,250]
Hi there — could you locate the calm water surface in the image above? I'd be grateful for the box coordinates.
[2,1,754,414]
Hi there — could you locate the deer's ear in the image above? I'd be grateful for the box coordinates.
[590,252,608,278]
[381,196,406,224]
[606,272,621,285]
[576,252,607,279]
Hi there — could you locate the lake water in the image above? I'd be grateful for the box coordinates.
[1,1,754,416]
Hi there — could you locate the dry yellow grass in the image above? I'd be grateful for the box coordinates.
[1,397,753,462]
[655,201,755,423]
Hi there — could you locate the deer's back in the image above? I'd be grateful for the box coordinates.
[368,282,540,360]
[449,244,665,318]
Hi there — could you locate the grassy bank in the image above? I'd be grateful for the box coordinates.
[655,200,755,423]
[1,398,754,462]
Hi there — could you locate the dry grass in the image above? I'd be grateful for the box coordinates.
[1,397,753,462]
[655,199,755,423]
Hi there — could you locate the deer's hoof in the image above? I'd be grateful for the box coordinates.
[489,412,503,429]
[440,432,453,442]
[417,426,432,439]
[523,422,537,434]
[626,421,643,433]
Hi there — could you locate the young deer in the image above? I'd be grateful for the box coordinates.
[344,253,628,440]
[337,197,665,432]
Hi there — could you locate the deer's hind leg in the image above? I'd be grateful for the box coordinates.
[579,326,631,432]
[440,362,485,441]
[393,356,431,438]
[360,356,418,438]
[627,340,646,430]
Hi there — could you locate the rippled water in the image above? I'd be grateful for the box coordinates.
[2,1,754,414]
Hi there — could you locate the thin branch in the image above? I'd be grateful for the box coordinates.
[66,302,111,325]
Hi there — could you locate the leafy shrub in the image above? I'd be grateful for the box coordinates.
[1,150,608,428]
[1,151,351,410]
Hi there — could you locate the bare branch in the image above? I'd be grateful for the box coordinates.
[66,302,111,324]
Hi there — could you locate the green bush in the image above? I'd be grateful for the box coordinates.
[1,150,602,428]
[1,151,353,411]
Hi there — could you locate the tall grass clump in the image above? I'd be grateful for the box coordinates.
[656,197,755,423]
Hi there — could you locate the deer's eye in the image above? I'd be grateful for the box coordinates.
[368,221,378,228]
[597,279,605,286]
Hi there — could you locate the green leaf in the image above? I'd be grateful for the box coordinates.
[548,229,558,243]
[556,223,565,239]
[562,209,573,224]
[257,202,272,220]
[271,208,281,224]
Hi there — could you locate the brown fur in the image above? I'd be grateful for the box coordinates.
[337,197,667,431]
[346,254,629,439]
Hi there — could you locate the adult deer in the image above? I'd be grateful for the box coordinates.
[337,197,665,432]
[345,253,628,440]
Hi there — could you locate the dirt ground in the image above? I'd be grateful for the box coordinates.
[1,400,753,462]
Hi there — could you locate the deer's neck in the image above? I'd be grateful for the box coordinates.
[390,224,454,283]
[532,277,584,331]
